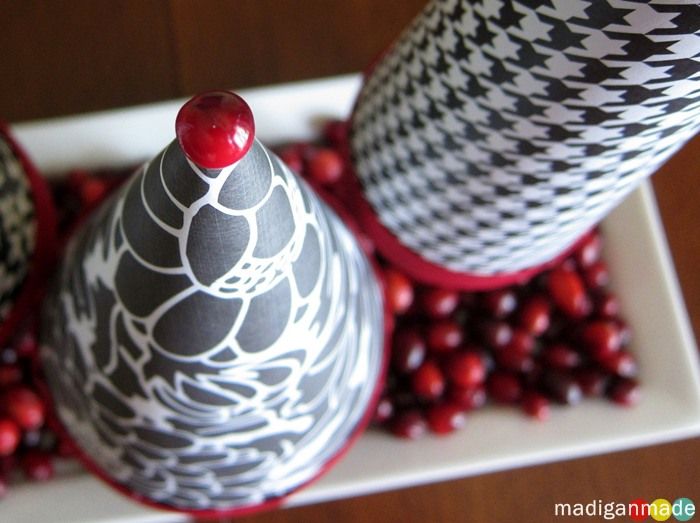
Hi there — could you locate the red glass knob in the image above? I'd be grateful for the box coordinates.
[175,91,255,169]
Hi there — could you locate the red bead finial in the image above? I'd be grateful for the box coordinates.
[175,91,255,169]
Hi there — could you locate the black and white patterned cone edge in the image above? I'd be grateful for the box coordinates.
[0,132,37,326]
[40,133,384,511]
[351,0,700,278]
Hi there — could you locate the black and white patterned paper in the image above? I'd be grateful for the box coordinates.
[41,136,383,510]
[0,136,36,323]
[351,0,700,275]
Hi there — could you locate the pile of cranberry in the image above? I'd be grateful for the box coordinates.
[0,121,639,499]
[279,120,640,439]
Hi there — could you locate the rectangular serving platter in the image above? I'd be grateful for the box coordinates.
[5,74,700,523]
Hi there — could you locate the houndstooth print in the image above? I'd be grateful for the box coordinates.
[0,136,36,322]
[41,138,383,510]
[351,0,700,275]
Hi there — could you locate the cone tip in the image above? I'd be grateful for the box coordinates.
[175,90,255,169]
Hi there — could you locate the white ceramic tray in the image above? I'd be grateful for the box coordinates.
[6,75,700,523]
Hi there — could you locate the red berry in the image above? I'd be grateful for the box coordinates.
[583,261,610,289]
[502,328,535,355]
[583,321,622,359]
[323,120,348,146]
[392,328,426,374]
[487,372,523,404]
[608,378,640,406]
[548,268,591,318]
[22,451,54,481]
[390,410,427,439]
[384,269,414,314]
[0,365,23,388]
[594,292,620,318]
[426,320,463,353]
[373,397,394,424]
[278,145,304,173]
[518,295,550,336]
[600,351,638,378]
[576,368,611,397]
[496,350,535,373]
[14,331,38,358]
[308,148,344,185]
[426,403,466,435]
[420,288,459,318]
[575,233,602,268]
[79,178,108,206]
[0,419,20,457]
[542,344,581,370]
[521,392,551,421]
[411,361,445,400]
[449,385,487,411]
[447,353,486,388]
[542,371,582,405]
[478,319,512,349]
[482,289,517,318]
[5,387,45,431]
[176,90,255,169]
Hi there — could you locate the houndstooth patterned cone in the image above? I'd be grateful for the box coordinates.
[0,133,36,324]
[41,92,384,512]
[351,0,700,277]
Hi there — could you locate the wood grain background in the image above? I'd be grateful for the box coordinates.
[1,2,698,522]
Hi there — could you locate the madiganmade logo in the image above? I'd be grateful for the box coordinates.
[554,498,695,521]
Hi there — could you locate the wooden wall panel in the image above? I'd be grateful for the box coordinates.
[0,0,180,121]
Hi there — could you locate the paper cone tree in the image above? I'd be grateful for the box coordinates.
[0,125,55,345]
[40,92,384,514]
[350,0,700,289]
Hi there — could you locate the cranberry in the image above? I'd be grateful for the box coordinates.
[22,451,54,482]
[518,296,550,336]
[600,351,638,378]
[542,371,582,405]
[547,268,591,318]
[384,269,414,314]
[323,120,348,147]
[426,403,466,435]
[392,328,426,374]
[582,321,622,359]
[608,378,640,406]
[594,292,620,318]
[478,319,512,349]
[14,331,38,358]
[542,344,581,370]
[278,145,304,173]
[0,365,23,389]
[575,368,611,397]
[0,419,20,457]
[482,289,517,318]
[374,397,394,424]
[176,91,255,169]
[390,410,427,439]
[498,350,536,373]
[411,361,445,400]
[420,288,459,318]
[447,352,486,388]
[449,385,487,411]
[521,392,550,421]
[308,148,344,185]
[583,261,610,289]
[575,233,602,268]
[79,178,108,206]
[502,329,535,355]
[487,372,523,404]
[5,387,45,431]
[426,320,463,353]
